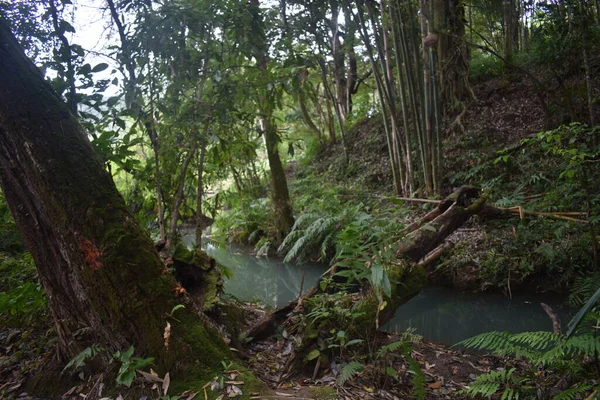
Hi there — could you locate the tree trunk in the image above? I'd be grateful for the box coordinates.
[329,0,348,122]
[262,118,295,241]
[166,141,197,250]
[433,0,471,108]
[0,19,238,387]
[195,141,208,248]
[249,0,295,242]
[503,0,514,63]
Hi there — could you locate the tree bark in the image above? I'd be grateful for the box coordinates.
[262,118,295,241]
[165,141,197,250]
[433,0,471,107]
[195,141,209,248]
[503,0,514,63]
[250,0,295,242]
[0,19,236,384]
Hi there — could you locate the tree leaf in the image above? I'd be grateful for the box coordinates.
[371,264,383,287]
[304,349,320,362]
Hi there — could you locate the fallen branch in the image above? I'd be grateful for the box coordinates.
[418,243,454,269]
[496,206,588,224]
[541,303,562,335]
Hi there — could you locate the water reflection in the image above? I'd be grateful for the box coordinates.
[385,287,572,345]
[181,231,326,307]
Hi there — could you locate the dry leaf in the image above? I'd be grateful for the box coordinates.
[179,390,199,400]
[138,370,163,383]
[227,384,243,397]
[425,362,435,370]
[228,372,240,380]
[428,381,443,389]
[162,372,170,395]
[164,322,171,349]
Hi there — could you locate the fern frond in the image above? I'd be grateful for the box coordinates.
[320,232,335,260]
[457,331,513,353]
[277,229,304,254]
[553,384,593,400]
[336,361,364,386]
[376,340,404,359]
[283,236,308,263]
[403,344,426,400]
[569,273,600,306]
[511,331,560,351]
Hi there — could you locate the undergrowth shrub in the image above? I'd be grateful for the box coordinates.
[448,124,600,290]
[457,282,600,399]
[0,252,46,327]
[213,197,273,245]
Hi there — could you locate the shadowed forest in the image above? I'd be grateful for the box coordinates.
[0,0,599,399]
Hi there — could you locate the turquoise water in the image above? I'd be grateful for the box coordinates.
[384,286,571,345]
[181,232,325,307]
[182,233,570,344]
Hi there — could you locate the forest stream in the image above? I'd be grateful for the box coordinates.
[182,230,572,347]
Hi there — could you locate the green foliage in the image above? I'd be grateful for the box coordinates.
[213,197,273,245]
[570,273,600,306]
[458,278,600,399]
[0,252,46,326]
[62,345,104,374]
[566,287,600,338]
[372,332,425,397]
[449,124,600,290]
[0,197,24,253]
[553,384,595,400]
[62,344,154,388]
[337,361,364,386]
[460,367,526,400]
[114,345,154,387]
[470,51,504,80]
[457,305,600,399]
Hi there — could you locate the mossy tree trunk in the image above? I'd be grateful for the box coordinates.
[0,20,235,383]
[249,0,295,242]
[263,118,295,242]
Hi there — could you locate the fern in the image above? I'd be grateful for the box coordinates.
[460,368,525,399]
[553,384,594,400]
[377,340,405,359]
[403,344,426,400]
[336,361,364,385]
[457,330,600,366]
[569,273,600,306]
[62,344,104,373]
[279,213,341,263]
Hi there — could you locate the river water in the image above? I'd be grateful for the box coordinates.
[182,234,571,345]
